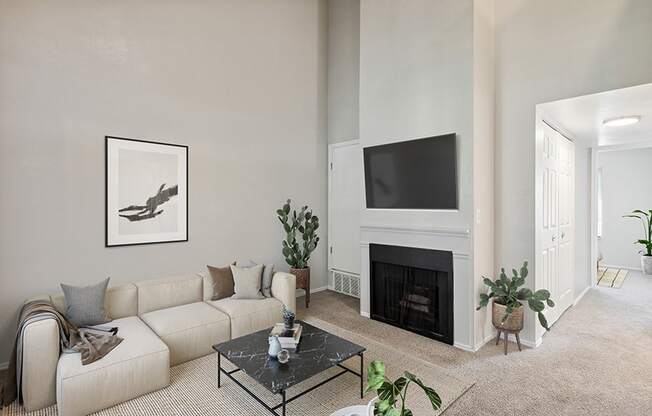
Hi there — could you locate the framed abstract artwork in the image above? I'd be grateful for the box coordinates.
[105,136,188,247]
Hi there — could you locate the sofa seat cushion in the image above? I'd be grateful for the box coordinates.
[56,316,169,416]
[140,301,230,366]
[208,297,283,339]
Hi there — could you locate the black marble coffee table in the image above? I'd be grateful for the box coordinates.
[212,321,365,416]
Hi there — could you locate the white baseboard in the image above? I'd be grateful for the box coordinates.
[519,337,542,349]
[602,264,641,272]
[473,331,497,351]
[0,361,8,370]
[296,286,329,297]
[453,341,475,352]
[573,285,591,306]
[360,311,370,318]
[310,286,328,294]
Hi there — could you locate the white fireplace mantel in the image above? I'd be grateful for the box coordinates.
[359,223,475,351]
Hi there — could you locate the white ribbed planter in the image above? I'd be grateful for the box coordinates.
[641,256,652,275]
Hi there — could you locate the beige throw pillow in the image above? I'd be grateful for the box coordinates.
[230,264,265,299]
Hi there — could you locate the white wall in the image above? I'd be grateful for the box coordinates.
[575,145,592,298]
[472,0,496,347]
[495,0,652,344]
[0,0,328,364]
[599,148,652,269]
[328,0,359,144]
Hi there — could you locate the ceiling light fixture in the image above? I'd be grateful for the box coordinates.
[602,115,641,127]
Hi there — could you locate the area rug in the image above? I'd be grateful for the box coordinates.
[3,318,473,416]
[598,267,629,288]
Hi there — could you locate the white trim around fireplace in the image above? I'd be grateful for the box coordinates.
[359,223,474,350]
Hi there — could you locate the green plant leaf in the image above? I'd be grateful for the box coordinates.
[477,293,490,310]
[528,298,545,313]
[365,360,386,394]
[538,312,550,331]
[516,288,532,300]
[404,372,442,410]
[392,376,408,399]
[546,299,555,307]
[386,408,401,416]
[533,289,551,301]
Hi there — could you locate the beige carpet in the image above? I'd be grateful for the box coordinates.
[597,267,629,288]
[298,272,652,415]
[3,319,472,416]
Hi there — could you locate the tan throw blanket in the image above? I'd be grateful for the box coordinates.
[2,300,123,406]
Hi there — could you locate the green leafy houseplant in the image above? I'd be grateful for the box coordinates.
[476,261,555,330]
[276,199,320,268]
[623,209,652,256]
[365,361,441,416]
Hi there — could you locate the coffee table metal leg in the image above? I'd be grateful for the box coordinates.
[281,390,286,416]
[217,352,221,388]
[359,352,364,399]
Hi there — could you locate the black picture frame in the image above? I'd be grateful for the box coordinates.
[105,136,188,247]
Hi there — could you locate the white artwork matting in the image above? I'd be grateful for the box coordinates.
[106,136,188,246]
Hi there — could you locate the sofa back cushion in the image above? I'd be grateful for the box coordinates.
[199,271,212,302]
[50,283,138,321]
[136,274,202,315]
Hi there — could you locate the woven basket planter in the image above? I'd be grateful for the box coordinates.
[289,267,310,288]
[492,302,524,331]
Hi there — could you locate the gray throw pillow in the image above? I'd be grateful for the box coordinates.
[60,277,111,327]
[249,260,275,297]
[230,264,265,299]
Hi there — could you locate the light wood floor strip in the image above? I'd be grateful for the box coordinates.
[598,268,618,287]
[612,269,629,288]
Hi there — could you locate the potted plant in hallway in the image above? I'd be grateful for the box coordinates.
[623,209,652,275]
[277,199,320,307]
[477,261,555,353]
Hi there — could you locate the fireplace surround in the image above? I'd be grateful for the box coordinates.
[369,243,454,345]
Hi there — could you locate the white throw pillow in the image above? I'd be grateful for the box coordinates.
[230,264,265,299]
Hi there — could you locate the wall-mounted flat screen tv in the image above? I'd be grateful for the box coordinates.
[363,133,458,209]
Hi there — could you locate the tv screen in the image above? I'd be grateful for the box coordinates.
[364,134,458,209]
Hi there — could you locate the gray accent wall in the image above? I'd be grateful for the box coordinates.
[0,0,328,363]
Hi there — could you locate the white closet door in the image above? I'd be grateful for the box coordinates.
[555,131,575,320]
[539,123,575,327]
[329,142,361,275]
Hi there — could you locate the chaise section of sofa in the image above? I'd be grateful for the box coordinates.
[56,316,170,416]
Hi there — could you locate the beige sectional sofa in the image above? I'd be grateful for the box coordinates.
[20,270,296,416]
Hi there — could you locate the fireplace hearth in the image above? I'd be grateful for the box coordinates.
[370,244,454,345]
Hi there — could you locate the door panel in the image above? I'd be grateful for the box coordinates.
[330,143,362,275]
[539,123,574,327]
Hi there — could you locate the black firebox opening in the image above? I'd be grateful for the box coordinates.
[370,243,454,345]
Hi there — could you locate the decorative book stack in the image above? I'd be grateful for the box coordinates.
[270,323,302,349]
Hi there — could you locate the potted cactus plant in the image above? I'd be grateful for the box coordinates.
[623,209,652,275]
[282,305,296,329]
[276,199,320,307]
[477,261,555,338]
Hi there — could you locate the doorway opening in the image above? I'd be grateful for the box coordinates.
[534,82,652,342]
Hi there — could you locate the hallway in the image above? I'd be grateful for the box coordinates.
[299,272,652,415]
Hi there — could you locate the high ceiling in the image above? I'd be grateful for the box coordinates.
[538,83,652,147]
